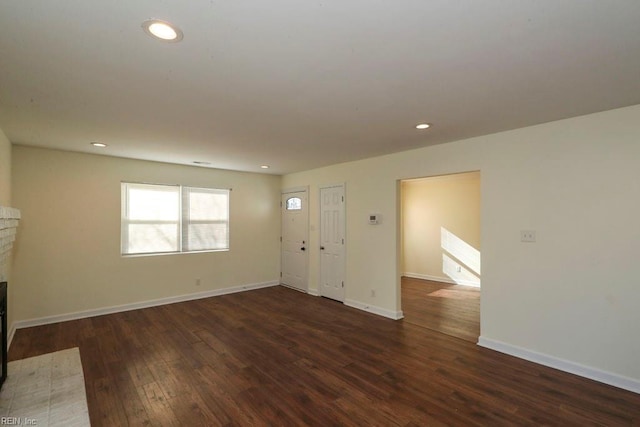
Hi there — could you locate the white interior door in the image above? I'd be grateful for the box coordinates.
[320,185,345,301]
[281,190,308,292]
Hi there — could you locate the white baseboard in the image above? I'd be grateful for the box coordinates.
[280,283,308,293]
[403,272,480,288]
[279,284,320,296]
[404,272,449,282]
[344,299,404,320]
[478,336,640,395]
[9,280,279,337]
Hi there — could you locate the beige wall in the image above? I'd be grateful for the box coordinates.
[11,146,281,322]
[283,104,640,386]
[402,172,480,285]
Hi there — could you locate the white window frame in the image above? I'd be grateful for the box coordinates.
[121,182,230,256]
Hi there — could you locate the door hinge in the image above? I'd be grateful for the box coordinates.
[342,238,344,244]
[280,236,282,242]
[280,272,283,277]
[342,196,344,202]
[341,281,344,288]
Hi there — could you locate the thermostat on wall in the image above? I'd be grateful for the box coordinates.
[369,214,380,225]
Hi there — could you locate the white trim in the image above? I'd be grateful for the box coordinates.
[478,336,640,395]
[307,288,320,296]
[281,186,309,194]
[280,283,307,293]
[318,183,346,190]
[344,299,404,320]
[403,272,480,288]
[9,281,279,335]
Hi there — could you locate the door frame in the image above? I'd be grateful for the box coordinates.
[281,186,310,292]
[319,183,346,301]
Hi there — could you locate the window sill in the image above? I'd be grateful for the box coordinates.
[121,248,229,258]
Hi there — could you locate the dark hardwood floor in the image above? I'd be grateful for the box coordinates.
[9,286,640,426]
[401,276,480,343]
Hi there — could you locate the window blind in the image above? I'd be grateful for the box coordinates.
[121,183,229,255]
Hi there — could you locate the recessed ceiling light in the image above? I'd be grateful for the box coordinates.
[260,165,270,169]
[142,19,183,42]
[193,161,211,165]
[416,123,431,130]
[90,142,107,148]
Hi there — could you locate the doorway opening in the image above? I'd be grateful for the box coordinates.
[400,171,480,343]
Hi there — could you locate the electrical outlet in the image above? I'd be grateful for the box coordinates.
[520,230,536,243]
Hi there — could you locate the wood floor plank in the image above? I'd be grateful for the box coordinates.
[107,360,153,426]
[9,285,640,426]
[138,381,182,427]
[91,376,130,426]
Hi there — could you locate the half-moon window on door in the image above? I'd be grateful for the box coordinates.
[286,197,302,210]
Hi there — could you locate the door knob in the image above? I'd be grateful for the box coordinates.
[320,246,325,250]
[301,247,306,251]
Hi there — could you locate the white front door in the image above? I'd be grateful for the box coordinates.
[320,185,345,302]
[281,190,308,292]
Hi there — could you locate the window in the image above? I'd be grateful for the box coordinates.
[286,197,302,210]
[121,183,229,255]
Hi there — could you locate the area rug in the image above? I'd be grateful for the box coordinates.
[0,347,90,426]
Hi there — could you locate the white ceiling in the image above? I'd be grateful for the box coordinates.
[1,1,639,175]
